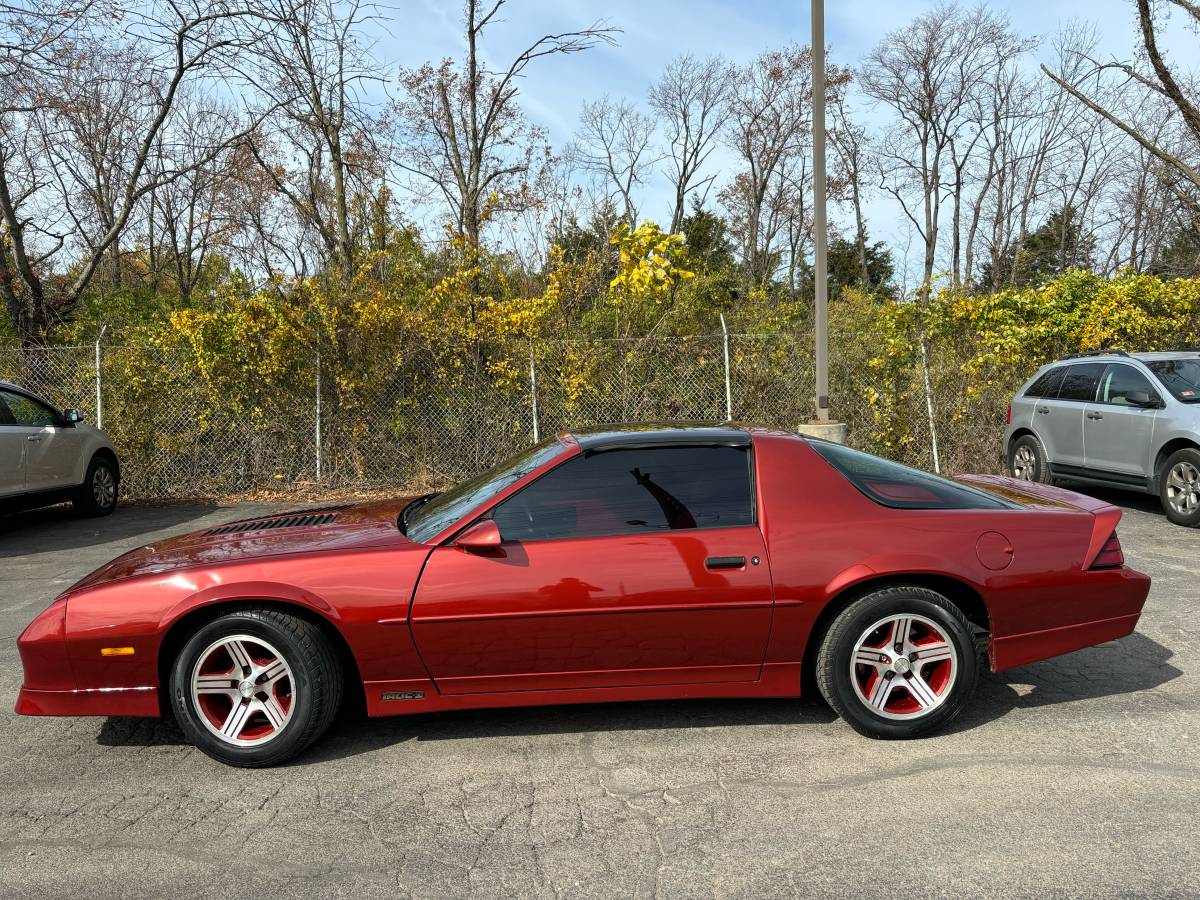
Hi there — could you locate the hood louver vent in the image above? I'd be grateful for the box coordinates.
[203,504,352,537]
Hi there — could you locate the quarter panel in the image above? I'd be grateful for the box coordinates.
[750,433,1127,672]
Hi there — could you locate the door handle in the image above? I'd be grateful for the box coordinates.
[705,556,746,570]
[1036,406,1050,414]
[1086,411,1103,420]
[25,436,41,442]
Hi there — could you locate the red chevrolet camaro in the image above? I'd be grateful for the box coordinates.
[16,424,1150,766]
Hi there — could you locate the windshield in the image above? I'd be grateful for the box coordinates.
[1147,358,1200,402]
[404,438,569,543]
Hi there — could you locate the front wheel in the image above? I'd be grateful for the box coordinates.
[73,455,118,517]
[1160,447,1200,527]
[815,586,979,739]
[169,608,343,767]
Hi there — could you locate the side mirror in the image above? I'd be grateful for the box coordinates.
[1125,390,1157,408]
[454,519,502,551]
[63,408,83,424]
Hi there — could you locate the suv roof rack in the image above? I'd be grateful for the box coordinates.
[1057,349,1131,360]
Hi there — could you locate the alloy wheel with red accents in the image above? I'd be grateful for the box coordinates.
[190,634,296,746]
[816,586,979,739]
[850,614,958,720]
[170,609,343,767]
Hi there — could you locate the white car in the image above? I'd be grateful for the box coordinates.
[0,381,120,516]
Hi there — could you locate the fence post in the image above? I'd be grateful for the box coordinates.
[919,337,940,474]
[315,352,322,481]
[94,324,107,428]
[529,341,540,444]
[719,314,733,422]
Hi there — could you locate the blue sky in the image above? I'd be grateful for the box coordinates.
[380,1,1196,273]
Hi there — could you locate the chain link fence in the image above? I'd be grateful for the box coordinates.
[0,333,1008,501]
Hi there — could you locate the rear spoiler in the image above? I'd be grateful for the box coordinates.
[957,474,1123,570]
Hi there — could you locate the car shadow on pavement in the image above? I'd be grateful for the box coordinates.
[0,502,218,557]
[945,631,1181,734]
[92,632,1180,761]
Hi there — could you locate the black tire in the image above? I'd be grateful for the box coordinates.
[1159,447,1200,527]
[815,586,979,739]
[1007,434,1052,484]
[169,608,343,767]
[73,454,119,517]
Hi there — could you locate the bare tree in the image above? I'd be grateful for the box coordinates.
[145,101,252,300]
[648,54,728,234]
[862,3,1027,292]
[0,0,278,346]
[830,90,872,288]
[395,0,617,249]
[574,95,657,226]
[243,0,383,276]
[723,44,845,288]
[1040,0,1200,221]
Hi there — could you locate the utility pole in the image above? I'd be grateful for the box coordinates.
[812,0,829,422]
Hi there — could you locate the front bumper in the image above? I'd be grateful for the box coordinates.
[14,596,160,718]
[16,686,159,717]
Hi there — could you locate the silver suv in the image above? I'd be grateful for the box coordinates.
[1004,351,1200,526]
[0,381,120,517]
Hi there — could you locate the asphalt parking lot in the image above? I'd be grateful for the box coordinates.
[0,492,1197,899]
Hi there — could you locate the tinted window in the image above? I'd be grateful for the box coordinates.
[491,445,754,541]
[1024,366,1065,398]
[405,439,567,543]
[808,440,1012,510]
[0,390,56,427]
[1147,358,1200,403]
[1058,363,1105,402]
[1097,364,1158,406]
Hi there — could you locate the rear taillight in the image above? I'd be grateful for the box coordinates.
[1091,532,1124,569]
[1005,403,1011,425]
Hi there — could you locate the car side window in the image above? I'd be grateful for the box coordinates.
[1097,364,1159,407]
[1024,366,1065,398]
[0,390,57,427]
[1057,363,1106,402]
[490,444,754,542]
[0,396,14,425]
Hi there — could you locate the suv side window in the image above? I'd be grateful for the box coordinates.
[0,390,57,427]
[1058,363,1106,402]
[1097,364,1159,406]
[491,444,754,542]
[1025,366,1066,398]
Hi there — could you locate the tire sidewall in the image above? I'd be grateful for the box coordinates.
[1160,448,1200,527]
[821,590,978,739]
[170,611,320,766]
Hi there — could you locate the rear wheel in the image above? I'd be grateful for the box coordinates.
[73,455,118,517]
[1160,447,1200,527]
[169,608,343,767]
[1008,434,1051,483]
[816,586,979,739]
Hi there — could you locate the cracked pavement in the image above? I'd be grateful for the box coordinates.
[0,491,1196,898]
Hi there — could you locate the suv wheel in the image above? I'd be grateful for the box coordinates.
[1160,447,1200,527]
[1008,435,1051,483]
[73,455,119,517]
